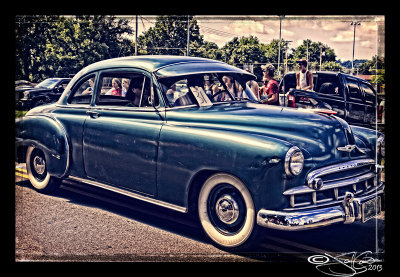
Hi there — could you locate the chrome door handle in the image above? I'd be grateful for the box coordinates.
[86,110,100,119]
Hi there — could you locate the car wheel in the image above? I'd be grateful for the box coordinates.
[26,146,60,193]
[198,173,257,249]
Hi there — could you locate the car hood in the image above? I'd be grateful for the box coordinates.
[165,102,365,166]
[22,87,52,94]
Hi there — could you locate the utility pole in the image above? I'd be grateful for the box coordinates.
[135,15,138,56]
[319,44,323,71]
[351,21,360,75]
[186,15,190,56]
[277,15,285,79]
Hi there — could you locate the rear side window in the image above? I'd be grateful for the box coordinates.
[316,74,342,96]
[360,82,376,104]
[346,77,362,100]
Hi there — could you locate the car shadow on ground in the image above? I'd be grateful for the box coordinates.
[15,179,385,262]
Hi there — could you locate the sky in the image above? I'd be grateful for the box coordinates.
[129,15,385,61]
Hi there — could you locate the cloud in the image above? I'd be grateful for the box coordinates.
[332,31,354,43]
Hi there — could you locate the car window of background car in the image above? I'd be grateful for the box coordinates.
[346,77,362,100]
[360,82,375,103]
[67,75,96,105]
[316,74,342,96]
[35,78,59,89]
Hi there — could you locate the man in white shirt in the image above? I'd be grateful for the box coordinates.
[296,59,313,91]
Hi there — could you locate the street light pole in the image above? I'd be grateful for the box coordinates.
[277,15,285,79]
[351,21,360,75]
[135,15,138,56]
[186,15,190,56]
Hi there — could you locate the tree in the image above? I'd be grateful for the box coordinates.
[321,61,342,71]
[16,15,60,81]
[221,35,267,65]
[16,15,134,82]
[357,55,385,75]
[290,39,337,66]
[138,15,203,56]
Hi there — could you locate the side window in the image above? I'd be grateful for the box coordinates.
[163,79,196,107]
[360,82,375,103]
[97,73,158,108]
[346,78,362,100]
[68,75,95,104]
[316,75,342,96]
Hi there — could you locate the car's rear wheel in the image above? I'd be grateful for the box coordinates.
[198,173,257,249]
[26,146,60,193]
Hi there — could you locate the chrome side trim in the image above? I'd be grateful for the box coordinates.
[68,176,187,213]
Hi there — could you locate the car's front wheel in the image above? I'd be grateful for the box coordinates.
[26,146,60,193]
[198,173,258,249]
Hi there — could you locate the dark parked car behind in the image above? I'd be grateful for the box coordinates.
[16,78,71,110]
[279,71,378,128]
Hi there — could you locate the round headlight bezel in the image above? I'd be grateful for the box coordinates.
[285,146,304,176]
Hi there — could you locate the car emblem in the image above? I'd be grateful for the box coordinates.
[337,145,357,153]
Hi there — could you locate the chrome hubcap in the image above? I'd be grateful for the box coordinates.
[33,156,46,175]
[215,194,239,224]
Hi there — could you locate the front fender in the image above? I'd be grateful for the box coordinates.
[15,115,70,178]
[157,124,294,211]
[351,125,382,156]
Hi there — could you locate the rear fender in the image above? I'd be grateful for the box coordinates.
[15,115,70,178]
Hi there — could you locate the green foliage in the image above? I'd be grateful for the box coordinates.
[138,15,203,56]
[15,15,134,82]
[15,15,384,87]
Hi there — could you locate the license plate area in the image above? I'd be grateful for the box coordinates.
[362,196,381,223]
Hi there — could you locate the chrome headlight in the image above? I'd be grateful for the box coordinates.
[377,135,385,157]
[285,146,304,176]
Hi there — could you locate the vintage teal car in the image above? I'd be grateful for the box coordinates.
[15,55,385,250]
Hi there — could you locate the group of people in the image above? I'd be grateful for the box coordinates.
[81,58,313,108]
[252,58,313,106]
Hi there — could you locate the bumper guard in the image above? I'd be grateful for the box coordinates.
[257,189,384,231]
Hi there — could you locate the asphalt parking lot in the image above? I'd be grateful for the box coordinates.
[15,163,385,264]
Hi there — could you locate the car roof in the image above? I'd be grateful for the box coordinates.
[80,55,224,74]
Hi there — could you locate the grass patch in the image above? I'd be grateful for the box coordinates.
[15,110,28,118]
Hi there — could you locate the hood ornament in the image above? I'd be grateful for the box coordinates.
[337,145,365,154]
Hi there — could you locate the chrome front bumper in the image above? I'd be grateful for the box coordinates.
[257,189,384,231]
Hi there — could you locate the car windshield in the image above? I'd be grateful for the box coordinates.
[158,73,258,107]
[35,79,59,89]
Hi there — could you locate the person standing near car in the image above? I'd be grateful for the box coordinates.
[260,64,279,105]
[296,59,313,91]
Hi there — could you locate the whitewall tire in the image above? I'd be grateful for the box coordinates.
[198,173,257,249]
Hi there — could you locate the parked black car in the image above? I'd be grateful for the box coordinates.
[16,78,71,110]
[279,71,377,128]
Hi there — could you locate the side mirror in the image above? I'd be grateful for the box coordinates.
[56,86,64,93]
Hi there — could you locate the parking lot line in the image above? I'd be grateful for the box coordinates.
[15,171,29,179]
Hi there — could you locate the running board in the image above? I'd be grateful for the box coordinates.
[68,176,187,213]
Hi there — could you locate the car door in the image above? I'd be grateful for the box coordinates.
[82,69,163,196]
[359,81,377,126]
[344,76,365,125]
[53,74,97,178]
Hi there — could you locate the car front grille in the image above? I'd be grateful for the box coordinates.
[283,159,382,211]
